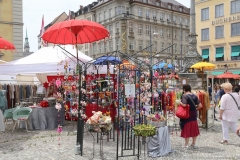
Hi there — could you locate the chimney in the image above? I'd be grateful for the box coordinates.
[80,5,83,9]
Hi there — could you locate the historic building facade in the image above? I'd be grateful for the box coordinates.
[0,0,23,61]
[196,0,240,75]
[74,0,190,65]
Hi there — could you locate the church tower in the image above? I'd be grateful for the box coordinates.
[24,28,30,52]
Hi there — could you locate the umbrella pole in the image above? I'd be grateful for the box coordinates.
[76,42,84,156]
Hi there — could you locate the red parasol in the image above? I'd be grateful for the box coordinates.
[215,72,240,79]
[0,36,16,51]
[42,20,109,44]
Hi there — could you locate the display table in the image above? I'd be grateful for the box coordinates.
[147,126,172,158]
[20,107,65,130]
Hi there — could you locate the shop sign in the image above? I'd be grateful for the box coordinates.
[216,63,237,68]
[212,15,240,25]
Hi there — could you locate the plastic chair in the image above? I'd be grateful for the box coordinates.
[3,106,20,127]
[12,107,32,133]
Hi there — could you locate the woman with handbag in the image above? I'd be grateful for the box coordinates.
[218,83,240,145]
[179,84,202,149]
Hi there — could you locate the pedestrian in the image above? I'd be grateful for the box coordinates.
[214,85,221,121]
[208,83,212,101]
[180,84,202,149]
[233,86,239,95]
[236,125,240,136]
[218,82,240,145]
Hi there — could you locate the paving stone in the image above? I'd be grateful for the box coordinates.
[0,119,240,159]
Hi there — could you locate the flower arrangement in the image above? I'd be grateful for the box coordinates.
[86,111,112,132]
[146,113,166,127]
[39,100,49,108]
[133,124,156,137]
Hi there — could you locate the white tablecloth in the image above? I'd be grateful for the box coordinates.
[147,126,172,157]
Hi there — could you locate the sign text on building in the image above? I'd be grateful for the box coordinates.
[212,15,240,25]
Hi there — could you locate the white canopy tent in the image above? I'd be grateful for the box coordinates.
[0,46,115,83]
[0,45,92,75]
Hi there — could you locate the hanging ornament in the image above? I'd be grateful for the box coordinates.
[43,82,49,89]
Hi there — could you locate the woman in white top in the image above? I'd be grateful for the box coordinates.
[219,82,240,144]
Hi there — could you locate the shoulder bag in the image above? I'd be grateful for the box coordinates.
[228,93,240,110]
[176,94,190,119]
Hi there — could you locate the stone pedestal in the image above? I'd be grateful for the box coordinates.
[178,73,207,90]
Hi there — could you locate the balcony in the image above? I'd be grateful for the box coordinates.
[128,32,135,38]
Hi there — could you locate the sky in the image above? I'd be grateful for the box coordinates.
[23,0,190,52]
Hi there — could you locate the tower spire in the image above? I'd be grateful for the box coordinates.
[24,27,30,52]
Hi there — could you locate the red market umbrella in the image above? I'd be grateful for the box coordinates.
[0,36,15,51]
[215,72,240,79]
[42,19,109,45]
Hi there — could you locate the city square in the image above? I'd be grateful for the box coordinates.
[1,0,240,159]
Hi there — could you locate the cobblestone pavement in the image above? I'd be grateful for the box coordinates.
[0,117,240,160]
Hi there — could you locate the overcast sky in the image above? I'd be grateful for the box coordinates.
[23,0,190,52]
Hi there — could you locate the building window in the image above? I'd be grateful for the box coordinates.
[115,6,125,16]
[201,28,209,41]
[231,0,240,14]
[153,41,157,52]
[185,31,189,41]
[153,11,156,19]
[231,22,240,36]
[168,43,171,53]
[104,11,107,20]
[138,24,143,34]
[146,25,150,35]
[146,41,150,52]
[104,43,107,53]
[166,14,171,22]
[99,42,102,53]
[109,25,113,36]
[116,39,119,50]
[93,43,96,55]
[139,40,143,50]
[160,13,164,20]
[109,9,112,18]
[161,42,164,51]
[98,13,102,22]
[138,8,142,16]
[179,17,182,23]
[173,16,176,22]
[231,45,240,60]
[174,30,177,39]
[116,22,119,32]
[160,28,164,37]
[146,9,150,18]
[185,18,189,25]
[129,22,133,33]
[201,8,209,21]
[85,43,89,50]
[167,29,170,37]
[129,41,134,50]
[216,47,224,61]
[215,4,224,18]
[109,41,113,52]
[153,26,157,34]
[202,49,209,61]
[174,44,177,53]
[180,7,182,12]
[215,25,224,38]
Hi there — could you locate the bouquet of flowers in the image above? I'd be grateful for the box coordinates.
[39,100,49,108]
[86,111,112,132]
[146,113,166,127]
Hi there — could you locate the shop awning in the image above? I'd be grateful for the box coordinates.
[231,52,240,57]
[202,55,209,59]
[212,71,224,75]
[216,53,224,58]
[231,71,240,74]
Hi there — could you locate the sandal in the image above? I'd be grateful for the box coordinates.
[190,144,198,149]
[182,145,189,148]
[219,140,228,145]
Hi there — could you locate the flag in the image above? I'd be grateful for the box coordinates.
[41,15,46,47]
